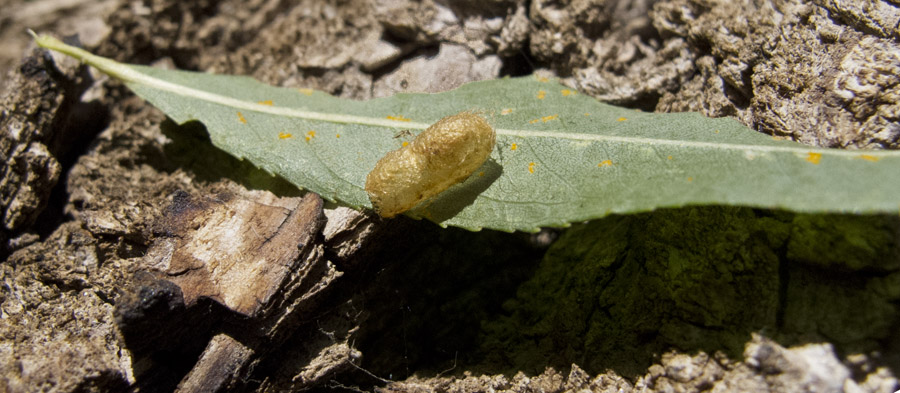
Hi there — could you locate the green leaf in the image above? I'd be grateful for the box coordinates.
[34,34,900,232]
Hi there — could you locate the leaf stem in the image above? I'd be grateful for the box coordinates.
[30,32,427,130]
[31,31,141,83]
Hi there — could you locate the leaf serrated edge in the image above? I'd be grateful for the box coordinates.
[32,33,425,130]
[33,33,900,160]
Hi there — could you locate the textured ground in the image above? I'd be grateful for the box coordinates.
[1,0,900,392]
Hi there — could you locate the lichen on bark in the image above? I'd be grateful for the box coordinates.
[479,207,899,377]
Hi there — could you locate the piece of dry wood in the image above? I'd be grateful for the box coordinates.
[144,190,325,317]
[176,334,252,393]
[123,188,358,392]
[0,49,101,254]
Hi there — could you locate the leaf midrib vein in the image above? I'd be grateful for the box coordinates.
[133,75,896,158]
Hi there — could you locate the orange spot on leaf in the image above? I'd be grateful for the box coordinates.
[501,108,513,115]
[617,117,627,122]
[537,90,546,99]
[305,130,316,142]
[278,132,292,139]
[529,114,559,124]
[257,100,273,106]
[237,112,247,124]
[387,115,412,122]
[510,143,518,151]
[336,134,341,138]
[402,141,409,147]
[561,89,576,96]
[598,160,613,167]
[806,152,822,164]
[859,154,879,162]
[528,162,536,174]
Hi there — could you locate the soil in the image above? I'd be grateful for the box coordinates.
[1,0,900,392]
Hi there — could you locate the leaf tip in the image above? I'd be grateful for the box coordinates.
[29,31,64,52]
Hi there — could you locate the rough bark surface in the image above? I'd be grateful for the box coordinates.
[1,0,900,392]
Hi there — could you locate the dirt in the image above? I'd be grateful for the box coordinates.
[1,0,900,392]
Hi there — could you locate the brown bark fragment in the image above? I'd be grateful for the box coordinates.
[146,191,324,316]
[176,334,253,393]
[1,53,67,249]
[129,189,358,392]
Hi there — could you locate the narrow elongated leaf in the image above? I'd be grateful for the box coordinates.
[35,34,900,232]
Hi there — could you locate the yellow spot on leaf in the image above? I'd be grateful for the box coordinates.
[859,154,879,162]
[584,113,590,116]
[537,76,549,83]
[305,130,316,142]
[479,171,485,177]
[237,112,246,124]
[561,89,576,96]
[501,108,513,115]
[667,155,673,160]
[402,141,409,147]
[336,134,341,138]
[387,115,412,122]
[278,132,292,139]
[772,136,786,141]
[298,88,314,96]
[537,90,546,99]
[687,177,693,182]
[598,160,613,167]
[806,152,822,164]
[617,117,627,122]
[529,114,559,124]
[528,162,536,174]
[257,100,273,106]
[714,130,720,134]
[511,143,518,151]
